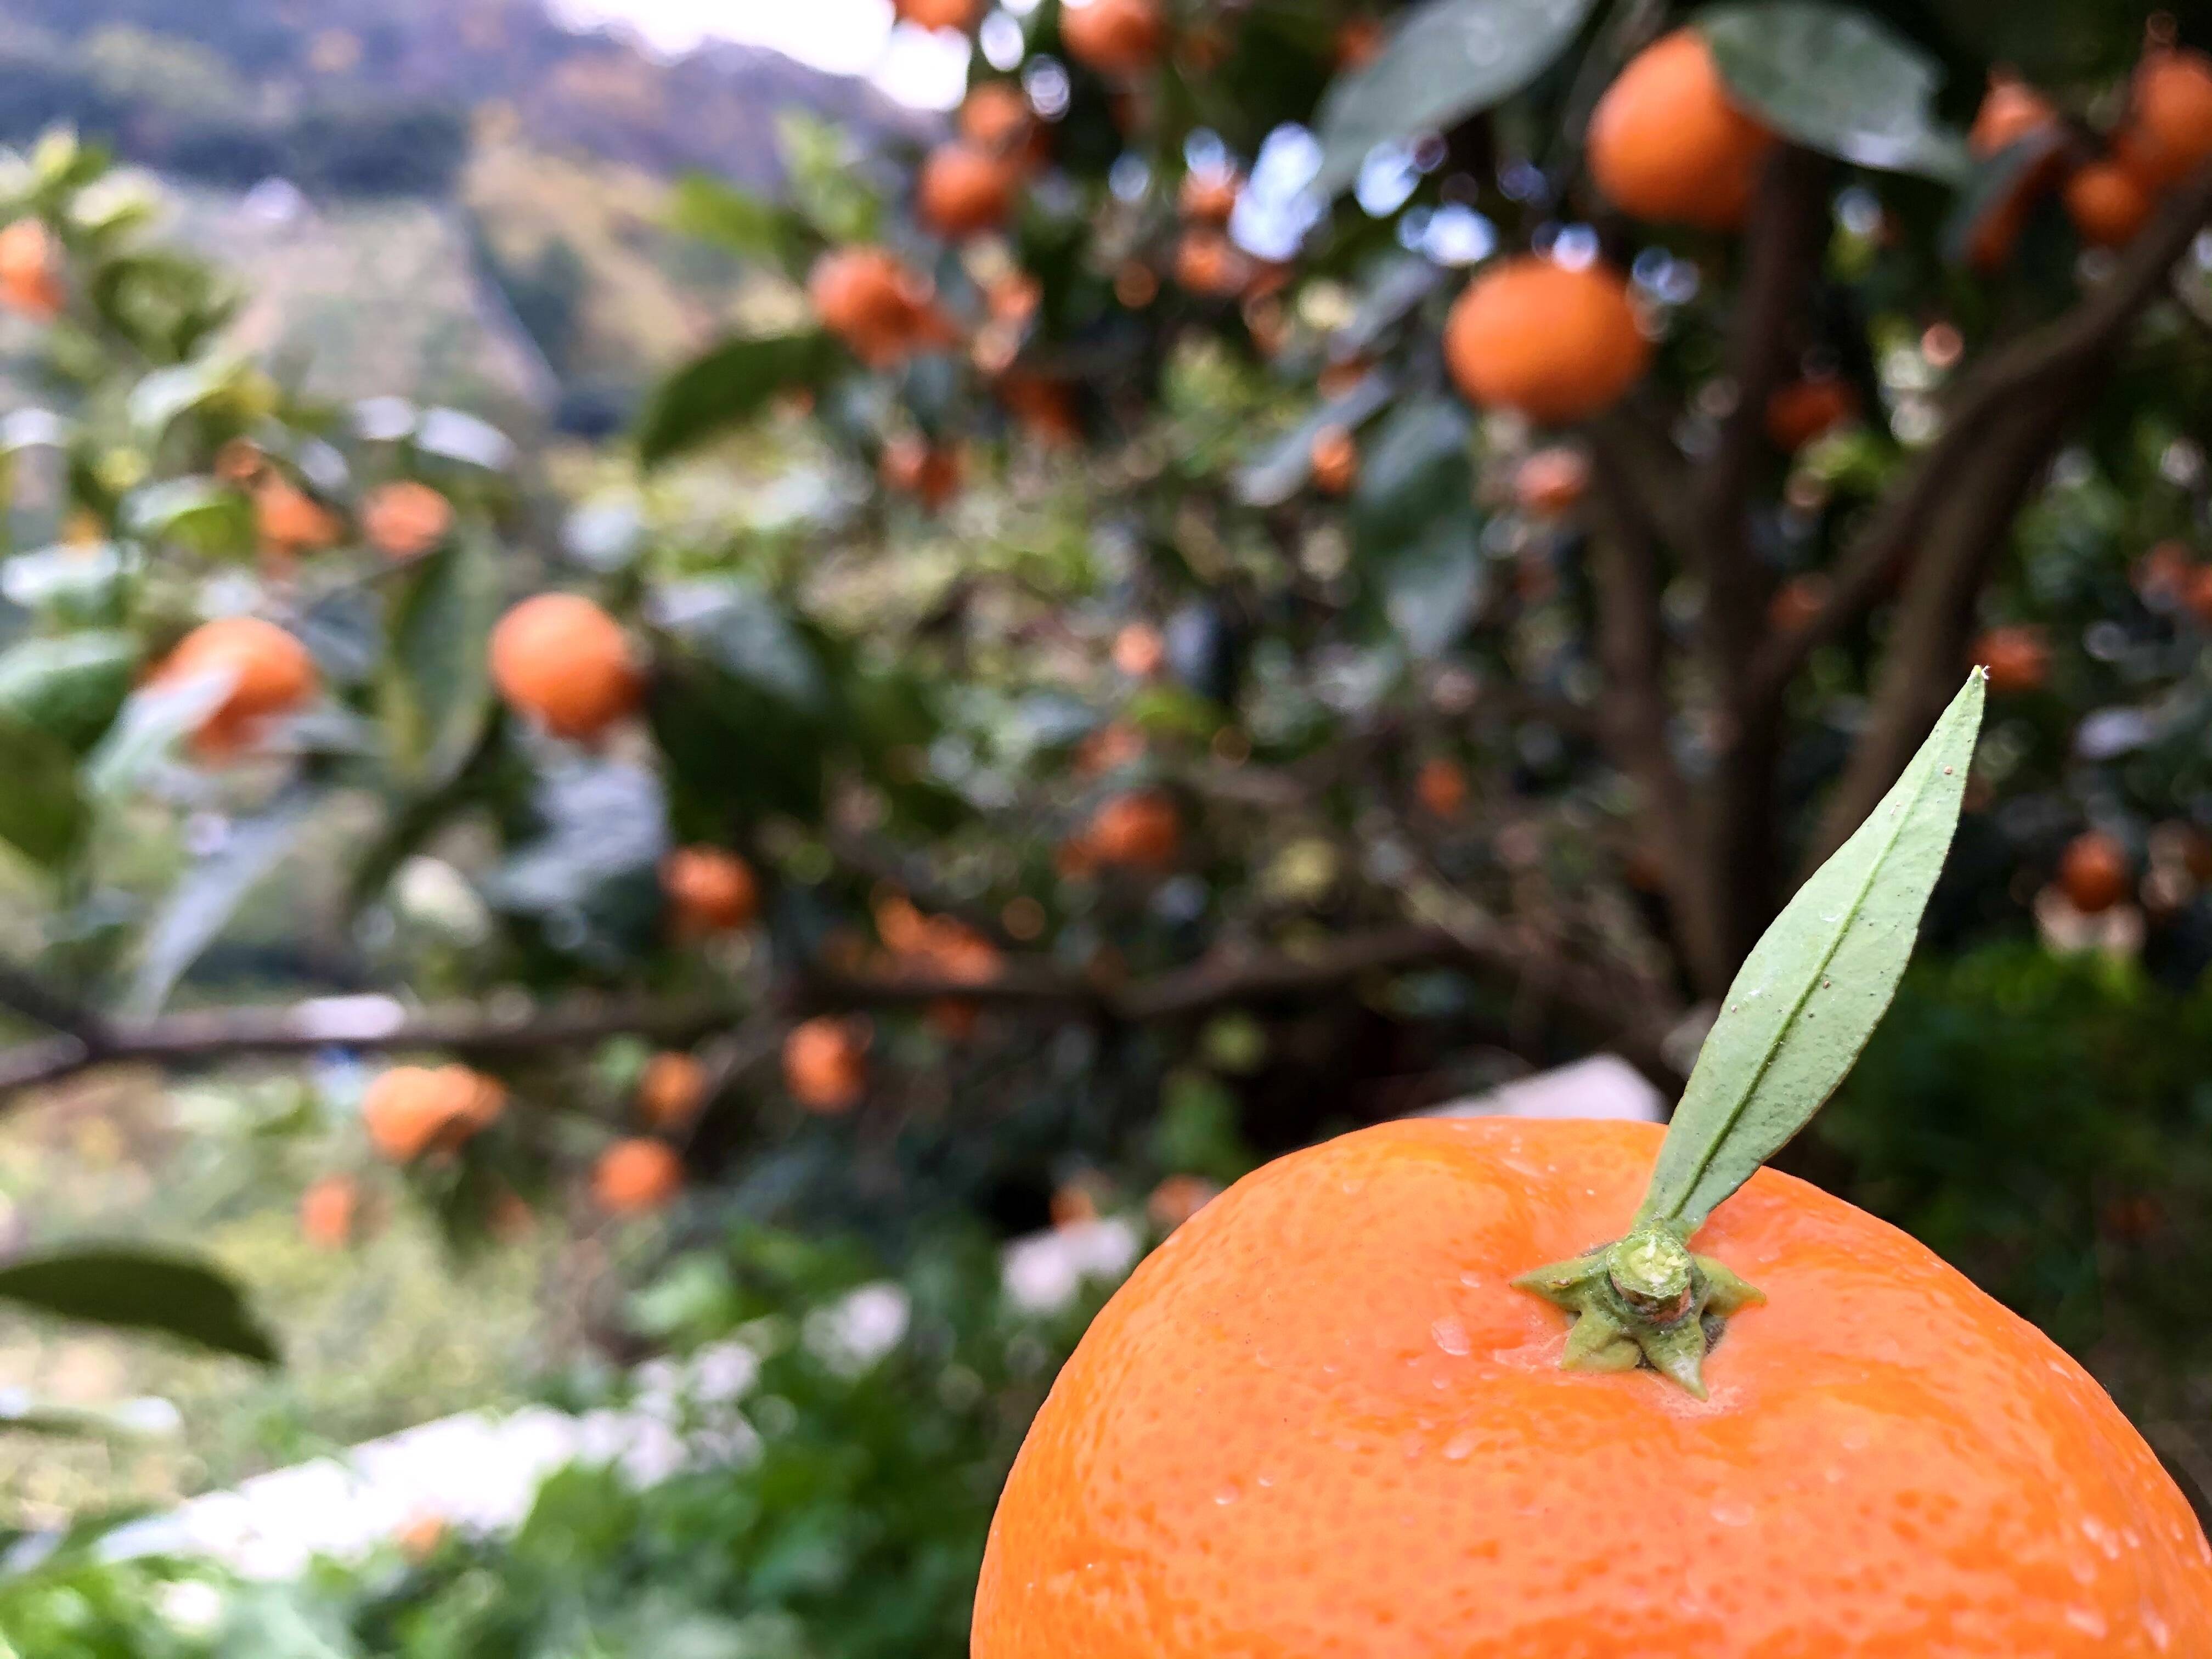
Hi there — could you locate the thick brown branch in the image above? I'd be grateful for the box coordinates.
[1754,158,2212,706]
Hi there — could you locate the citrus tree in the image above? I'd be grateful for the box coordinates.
[0,0,2209,1453]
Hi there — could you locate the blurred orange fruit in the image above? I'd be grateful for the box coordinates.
[1179,167,1241,224]
[593,1137,684,1214]
[637,1051,707,1129]
[785,1017,870,1114]
[1764,376,1858,451]
[1514,447,1590,517]
[808,246,955,369]
[879,434,966,510]
[361,479,453,560]
[1147,1172,1219,1229]
[1415,757,1468,819]
[2066,160,2153,245]
[1112,622,1165,678]
[1587,30,1774,230]
[1445,256,1650,424]
[1333,16,1384,71]
[1308,425,1358,495]
[2060,830,2131,914]
[298,1173,359,1249]
[362,1065,503,1163]
[894,0,979,27]
[2122,47,2212,189]
[488,593,640,740]
[1975,624,2050,694]
[919,142,1018,238]
[155,617,318,756]
[0,218,63,319]
[1175,228,1248,297]
[1088,790,1180,870]
[1970,70,2060,159]
[662,845,759,934]
[962,82,1033,153]
[255,477,341,561]
[1768,574,1830,635]
[1060,0,1164,77]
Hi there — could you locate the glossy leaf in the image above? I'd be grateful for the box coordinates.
[1351,396,1474,561]
[1381,515,1486,658]
[0,1246,277,1364]
[648,578,826,711]
[1313,0,1597,198]
[1701,2,1970,182]
[1638,672,1985,1235]
[381,533,501,792]
[637,331,840,467]
[84,670,235,801]
[483,758,669,965]
[124,795,312,1015]
[0,716,88,870]
[0,632,137,754]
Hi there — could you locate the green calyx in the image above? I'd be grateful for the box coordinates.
[1515,670,1987,1396]
[1513,1227,1764,1400]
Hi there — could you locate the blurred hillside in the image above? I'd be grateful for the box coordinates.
[0,0,931,425]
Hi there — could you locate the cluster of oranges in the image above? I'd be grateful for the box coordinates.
[361,1064,507,1163]
[1971,42,2212,260]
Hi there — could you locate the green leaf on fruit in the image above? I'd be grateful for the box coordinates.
[1637,670,1985,1235]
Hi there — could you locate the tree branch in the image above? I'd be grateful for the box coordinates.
[1754,158,2212,706]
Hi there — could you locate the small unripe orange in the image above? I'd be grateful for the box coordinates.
[2059,830,2131,915]
[1587,30,1774,230]
[2123,47,2212,189]
[1309,425,1358,495]
[637,1051,708,1128]
[489,594,640,740]
[1514,448,1590,517]
[156,617,319,756]
[593,1137,684,1214]
[299,1174,359,1249]
[1975,625,2049,695]
[1060,0,1164,77]
[1445,257,1649,424]
[2065,160,2153,246]
[662,845,758,934]
[1088,790,1180,870]
[785,1017,869,1114]
[918,143,1017,239]
[0,218,64,319]
[362,480,453,560]
[1764,376,1858,451]
[1415,757,1468,819]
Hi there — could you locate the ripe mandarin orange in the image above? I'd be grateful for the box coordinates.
[2061,829,2132,914]
[893,0,978,27]
[1173,228,1247,297]
[488,593,640,740]
[1111,622,1165,679]
[808,246,953,368]
[2067,160,2154,246]
[1764,376,1858,450]
[254,477,341,561]
[1415,756,1468,818]
[593,1137,684,1214]
[637,1051,708,1129]
[1087,790,1180,870]
[0,218,64,319]
[662,845,758,934]
[1970,71,2060,159]
[2123,47,2212,189]
[1178,166,1241,224]
[962,82,1033,153]
[361,479,453,560]
[1445,256,1650,424]
[919,142,1017,238]
[880,434,966,510]
[157,617,318,755]
[1587,30,1775,230]
[298,1173,359,1249]
[975,1116,2212,1657]
[785,1017,869,1114]
[1976,624,2050,694]
[1059,0,1164,77]
[1308,424,1358,495]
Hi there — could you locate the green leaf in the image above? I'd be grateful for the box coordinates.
[648,578,826,711]
[126,358,240,439]
[637,331,840,467]
[1637,671,1985,1235]
[670,174,815,272]
[0,716,88,870]
[1351,396,1474,561]
[0,1246,277,1363]
[1700,2,1970,183]
[84,670,236,801]
[0,1393,180,1441]
[121,476,254,557]
[1380,514,1486,657]
[380,533,501,792]
[125,795,312,1015]
[1313,0,1597,198]
[0,632,138,754]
